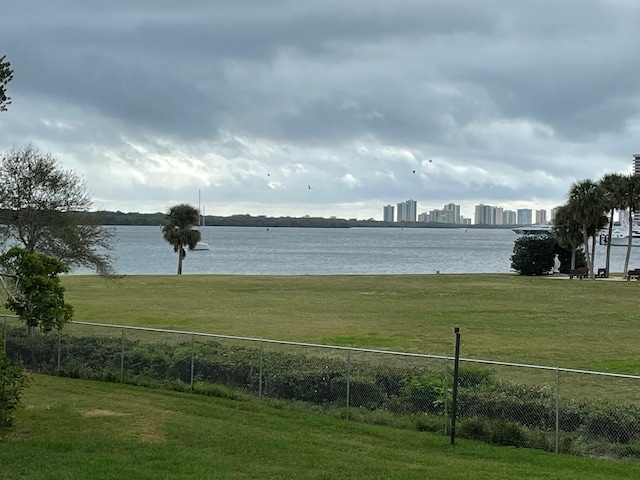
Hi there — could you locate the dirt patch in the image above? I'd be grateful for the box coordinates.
[83,409,128,417]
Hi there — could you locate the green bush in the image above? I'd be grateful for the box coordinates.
[0,349,28,428]
[510,235,556,276]
[6,327,640,459]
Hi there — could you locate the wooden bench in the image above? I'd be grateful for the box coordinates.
[595,268,607,278]
[569,267,588,279]
[626,269,640,281]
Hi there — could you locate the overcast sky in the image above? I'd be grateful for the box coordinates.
[1,1,639,221]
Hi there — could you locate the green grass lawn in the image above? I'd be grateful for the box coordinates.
[2,374,640,480]
[37,273,640,373]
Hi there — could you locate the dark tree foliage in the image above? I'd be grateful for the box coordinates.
[162,204,201,274]
[555,244,587,274]
[0,145,114,275]
[510,235,556,276]
[0,247,73,336]
[0,55,12,112]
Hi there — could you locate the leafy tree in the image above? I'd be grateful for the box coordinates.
[618,174,640,275]
[553,240,587,274]
[0,144,114,275]
[510,235,555,276]
[0,349,28,428]
[0,55,12,112]
[162,204,201,274]
[599,173,625,277]
[552,204,584,271]
[568,179,606,279]
[0,247,73,336]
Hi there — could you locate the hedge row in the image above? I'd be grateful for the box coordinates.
[4,327,640,458]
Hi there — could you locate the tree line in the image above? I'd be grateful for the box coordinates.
[553,173,640,279]
[512,172,640,278]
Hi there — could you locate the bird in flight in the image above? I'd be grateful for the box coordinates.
[308,184,311,189]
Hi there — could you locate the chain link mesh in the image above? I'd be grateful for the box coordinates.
[3,315,640,462]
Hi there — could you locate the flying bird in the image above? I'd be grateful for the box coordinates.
[412,170,416,174]
[308,184,311,189]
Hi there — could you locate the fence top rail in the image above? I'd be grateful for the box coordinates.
[55,320,640,380]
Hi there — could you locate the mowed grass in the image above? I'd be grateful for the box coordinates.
[46,273,640,373]
[2,374,640,480]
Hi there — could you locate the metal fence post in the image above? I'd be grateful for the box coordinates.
[555,368,560,454]
[190,333,195,391]
[346,349,351,417]
[120,327,125,383]
[258,340,263,400]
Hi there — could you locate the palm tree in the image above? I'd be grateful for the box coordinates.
[162,204,201,275]
[568,179,607,279]
[552,203,584,271]
[617,175,640,275]
[599,173,625,277]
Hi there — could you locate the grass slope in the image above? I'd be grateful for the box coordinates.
[2,374,640,480]
[46,274,640,372]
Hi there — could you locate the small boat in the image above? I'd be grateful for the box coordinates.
[194,190,210,251]
[512,224,552,235]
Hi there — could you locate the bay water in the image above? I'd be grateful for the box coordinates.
[82,226,640,275]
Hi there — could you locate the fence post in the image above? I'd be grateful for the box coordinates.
[57,329,62,372]
[190,333,195,391]
[346,349,351,418]
[450,327,461,445]
[258,340,263,400]
[120,327,125,383]
[2,315,6,353]
[555,368,560,454]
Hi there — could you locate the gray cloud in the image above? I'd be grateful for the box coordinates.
[1,0,639,220]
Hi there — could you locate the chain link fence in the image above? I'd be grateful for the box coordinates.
[3,314,640,462]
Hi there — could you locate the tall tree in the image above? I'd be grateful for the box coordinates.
[0,145,115,275]
[568,179,606,279]
[162,204,201,274]
[0,247,73,336]
[599,173,625,277]
[0,55,12,112]
[618,174,640,275]
[552,203,584,270]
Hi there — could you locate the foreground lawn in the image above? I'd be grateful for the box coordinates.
[42,274,640,372]
[1,374,639,480]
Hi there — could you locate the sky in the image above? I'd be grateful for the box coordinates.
[1,1,640,222]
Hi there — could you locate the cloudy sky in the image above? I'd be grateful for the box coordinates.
[1,1,639,221]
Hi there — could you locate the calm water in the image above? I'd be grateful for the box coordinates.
[80,226,640,275]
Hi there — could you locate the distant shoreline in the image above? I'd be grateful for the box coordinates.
[88,211,517,229]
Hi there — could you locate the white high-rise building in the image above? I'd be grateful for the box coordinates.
[396,199,417,222]
[517,209,533,225]
[634,154,640,223]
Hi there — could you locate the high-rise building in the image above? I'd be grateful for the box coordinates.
[634,154,640,222]
[503,210,517,225]
[517,208,532,225]
[383,205,395,222]
[396,199,417,222]
[535,209,547,224]
[443,203,461,224]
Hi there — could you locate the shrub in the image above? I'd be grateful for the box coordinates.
[510,235,556,276]
[0,349,28,428]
